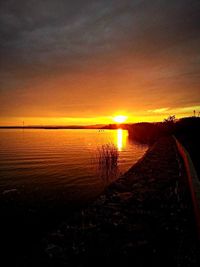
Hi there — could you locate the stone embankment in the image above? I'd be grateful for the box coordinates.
[41,137,200,267]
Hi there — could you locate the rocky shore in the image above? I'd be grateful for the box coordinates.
[39,136,199,267]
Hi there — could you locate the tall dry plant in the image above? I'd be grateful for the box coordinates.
[96,143,119,186]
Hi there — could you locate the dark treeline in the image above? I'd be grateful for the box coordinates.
[128,116,200,177]
[127,117,200,145]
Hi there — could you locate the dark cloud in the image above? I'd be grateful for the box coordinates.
[1,0,199,67]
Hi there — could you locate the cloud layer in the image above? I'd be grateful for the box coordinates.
[0,0,200,124]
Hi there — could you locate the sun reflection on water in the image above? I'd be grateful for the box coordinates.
[116,129,127,151]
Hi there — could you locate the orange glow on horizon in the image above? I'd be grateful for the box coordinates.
[0,106,199,127]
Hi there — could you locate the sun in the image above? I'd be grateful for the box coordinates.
[113,115,127,124]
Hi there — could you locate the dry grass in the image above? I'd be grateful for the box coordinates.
[96,143,119,186]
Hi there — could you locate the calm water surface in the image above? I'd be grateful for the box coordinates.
[0,129,148,205]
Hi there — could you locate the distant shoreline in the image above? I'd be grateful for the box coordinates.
[0,124,123,130]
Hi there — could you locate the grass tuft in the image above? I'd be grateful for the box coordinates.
[96,143,119,186]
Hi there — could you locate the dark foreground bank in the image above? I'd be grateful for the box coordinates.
[37,137,199,267]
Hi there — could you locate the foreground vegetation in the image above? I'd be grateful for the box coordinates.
[96,144,119,186]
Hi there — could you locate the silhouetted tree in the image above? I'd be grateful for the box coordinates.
[164,115,176,123]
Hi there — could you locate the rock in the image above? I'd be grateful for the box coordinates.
[2,189,18,195]
[117,192,133,202]
[45,243,63,258]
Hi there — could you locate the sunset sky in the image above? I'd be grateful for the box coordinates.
[0,0,200,126]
